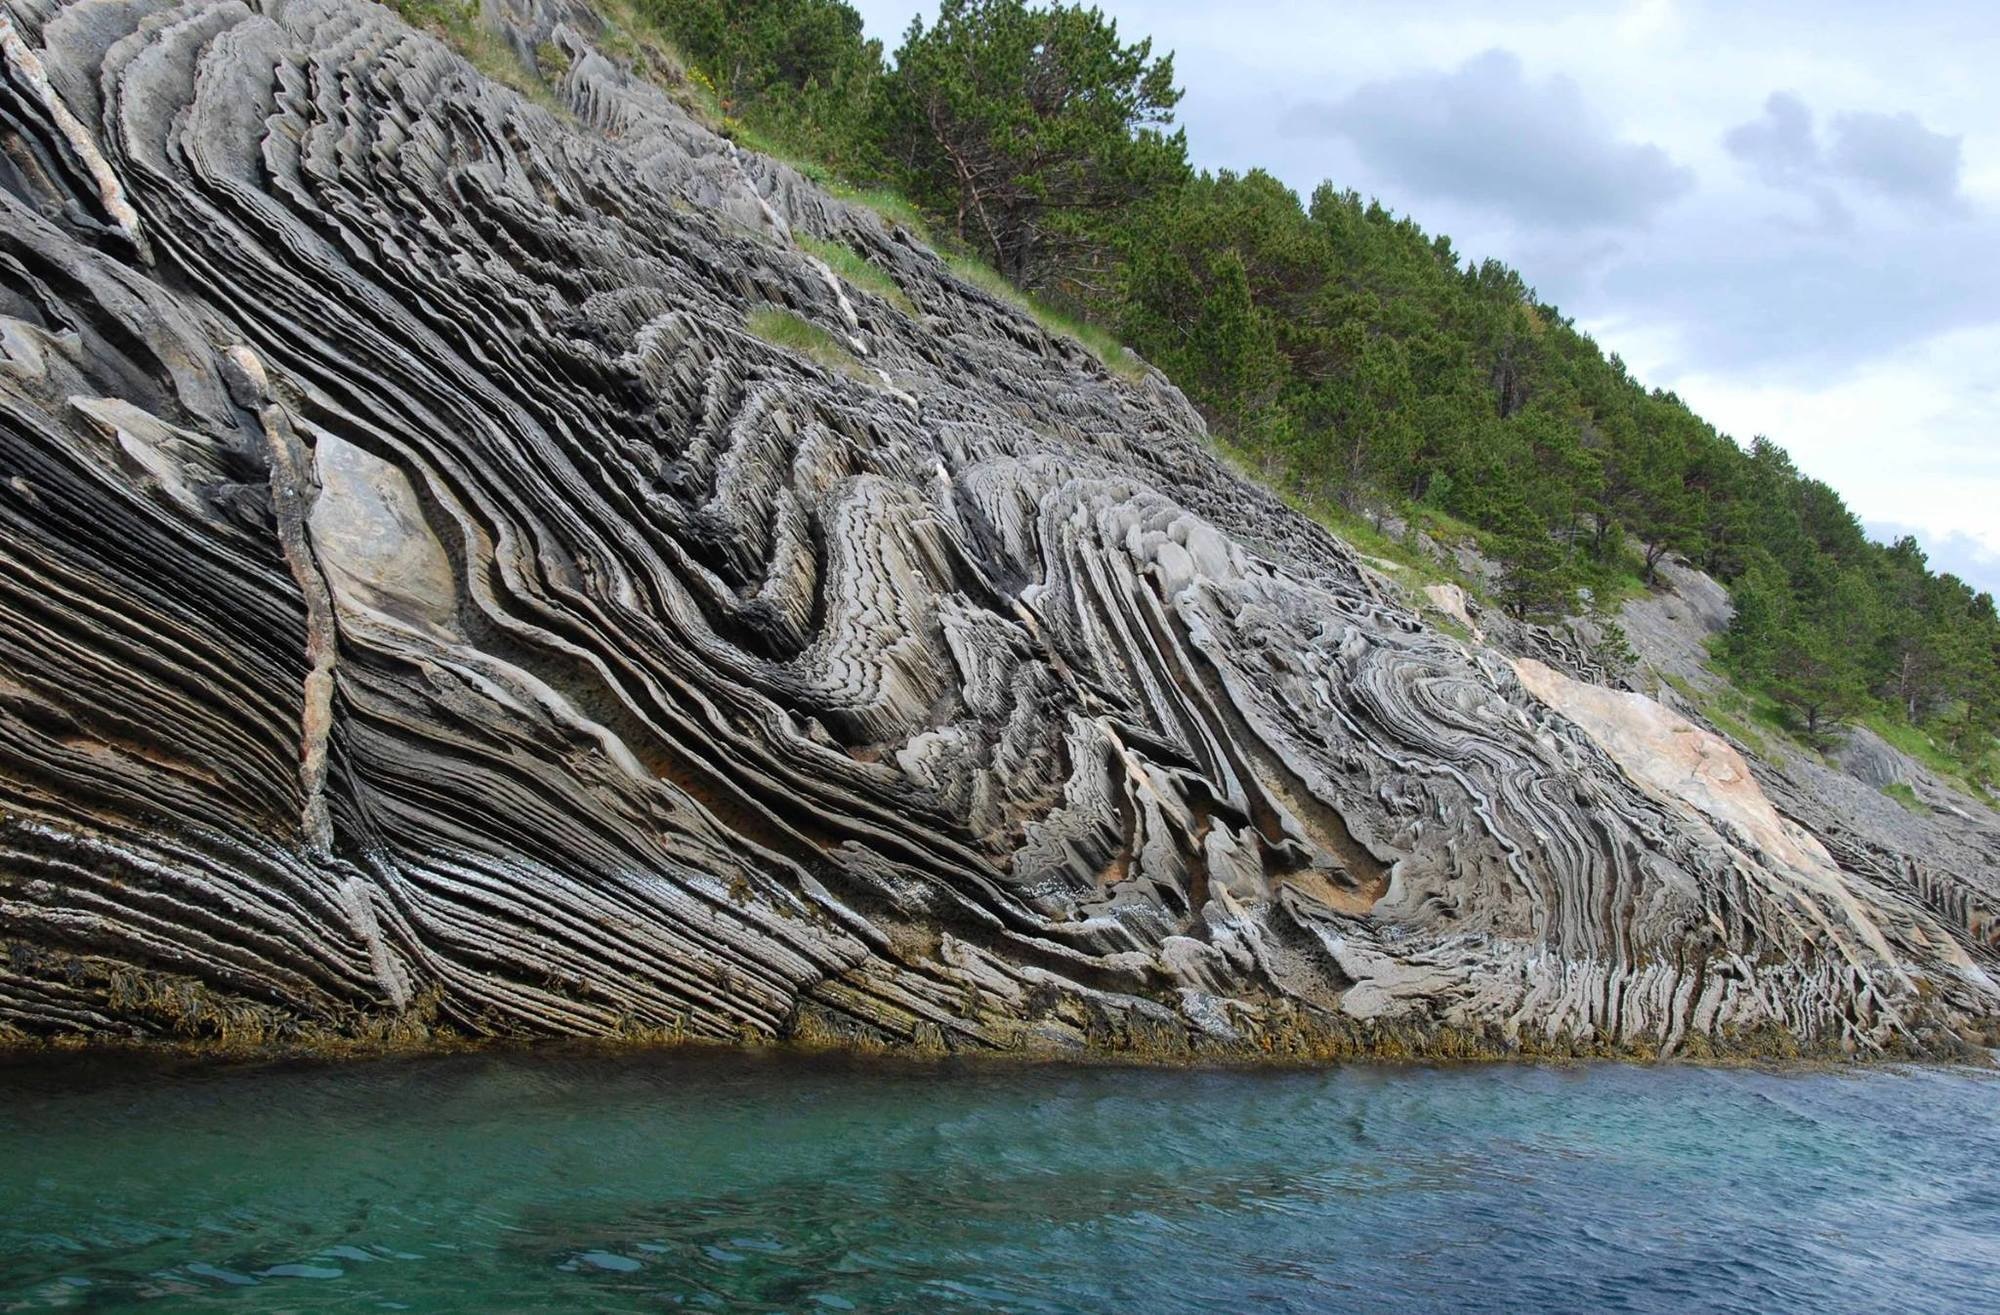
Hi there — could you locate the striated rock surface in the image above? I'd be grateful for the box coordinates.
[1,0,1996,1061]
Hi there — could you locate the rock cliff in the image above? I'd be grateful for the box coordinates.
[2,0,1996,1059]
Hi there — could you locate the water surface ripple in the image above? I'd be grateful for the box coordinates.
[3,1050,1997,1311]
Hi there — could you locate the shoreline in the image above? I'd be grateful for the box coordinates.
[5,1023,1992,1078]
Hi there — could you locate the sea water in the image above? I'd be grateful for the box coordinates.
[2,1047,1996,1312]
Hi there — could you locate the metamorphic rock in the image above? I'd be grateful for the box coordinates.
[2,0,1997,1061]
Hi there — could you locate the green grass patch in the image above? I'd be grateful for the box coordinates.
[944,252,1030,307]
[1310,503,1441,579]
[388,0,472,29]
[943,254,1144,380]
[1406,504,1484,548]
[1579,559,1654,610]
[1857,711,1996,805]
[1708,712,1772,761]
[533,41,571,79]
[1662,670,1788,762]
[826,183,936,242]
[390,1,574,118]
[746,306,864,379]
[721,118,836,184]
[558,0,727,130]
[1039,304,1146,381]
[1206,439,1489,607]
[797,235,913,314]
[1881,781,1925,813]
[1862,712,1956,777]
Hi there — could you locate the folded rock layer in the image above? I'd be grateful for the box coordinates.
[1,0,1995,1059]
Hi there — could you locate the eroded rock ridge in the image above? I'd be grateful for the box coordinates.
[2,0,1996,1059]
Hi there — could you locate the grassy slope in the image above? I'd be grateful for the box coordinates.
[797,234,915,315]
[745,306,866,378]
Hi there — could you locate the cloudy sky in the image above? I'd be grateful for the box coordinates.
[850,0,2000,595]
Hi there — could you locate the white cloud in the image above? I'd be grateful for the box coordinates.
[1828,110,1965,208]
[1725,93,1965,215]
[1725,93,1820,185]
[1282,50,1693,230]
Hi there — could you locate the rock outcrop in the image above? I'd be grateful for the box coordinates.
[1,0,1996,1060]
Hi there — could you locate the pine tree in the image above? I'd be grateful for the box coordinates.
[636,0,882,162]
[1490,498,1577,623]
[1769,617,1867,741]
[1719,551,1789,678]
[877,0,1187,291]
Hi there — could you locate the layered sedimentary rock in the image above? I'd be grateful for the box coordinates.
[1,0,1995,1059]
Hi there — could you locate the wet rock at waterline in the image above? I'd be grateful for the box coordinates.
[1,0,1996,1060]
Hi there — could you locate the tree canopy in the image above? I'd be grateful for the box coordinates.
[874,0,1187,292]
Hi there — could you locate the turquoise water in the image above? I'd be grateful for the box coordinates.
[2,1049,1997,1312]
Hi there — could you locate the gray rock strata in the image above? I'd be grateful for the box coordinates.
[1,0,1995,1060]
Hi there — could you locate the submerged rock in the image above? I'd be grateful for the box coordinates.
[0,0,1995,1061]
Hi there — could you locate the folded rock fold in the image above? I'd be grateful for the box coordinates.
[0,0,1994,1060]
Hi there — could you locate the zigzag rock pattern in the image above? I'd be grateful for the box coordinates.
[1,0,1996,1059]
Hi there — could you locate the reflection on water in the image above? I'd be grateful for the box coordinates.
[2,1047,1997,1312]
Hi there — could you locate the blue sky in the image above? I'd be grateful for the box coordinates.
[849,0,2000,595]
